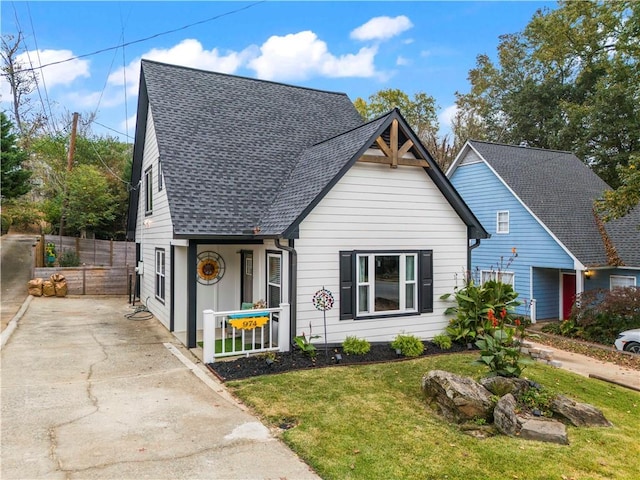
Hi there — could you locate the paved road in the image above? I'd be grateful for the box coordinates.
[1,234,37,330]
[1,296,319,479]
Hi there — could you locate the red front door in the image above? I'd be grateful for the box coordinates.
[561,274,576,320]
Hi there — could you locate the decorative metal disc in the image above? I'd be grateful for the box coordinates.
[312,288,334,311]
[197,251,225,285]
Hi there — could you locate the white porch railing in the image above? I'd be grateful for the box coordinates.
[203,303,290,363]
[530,298,537,324]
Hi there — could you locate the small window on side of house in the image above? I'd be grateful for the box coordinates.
[481,270,515,287]
[155,248,165,302]
[145,166,153,215]
[610,275,636,290]
[496,210,509,234]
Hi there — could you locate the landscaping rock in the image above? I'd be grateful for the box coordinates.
[480,376,530,397]
[550,395,612,427]
[493,394,520,436]
[421,370,493,423]
[520,418,568,445]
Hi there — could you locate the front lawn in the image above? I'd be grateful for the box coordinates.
[228,353,640,480]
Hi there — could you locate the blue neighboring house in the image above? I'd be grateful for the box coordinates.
[447,140,640,321]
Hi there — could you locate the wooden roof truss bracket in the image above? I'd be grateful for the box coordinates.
[358,119,430,169]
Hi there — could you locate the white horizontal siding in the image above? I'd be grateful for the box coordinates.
[137,107,174,329]
[296,162,468,344]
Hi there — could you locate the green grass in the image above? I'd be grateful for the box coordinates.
[228,353,640,480]
[197,337,254,353]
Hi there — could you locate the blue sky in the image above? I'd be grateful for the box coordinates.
[1,1,556,142]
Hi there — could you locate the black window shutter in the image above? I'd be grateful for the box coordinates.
[339,251,354,320]
[420,250,433,313]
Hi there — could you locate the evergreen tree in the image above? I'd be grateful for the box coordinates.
[1,112,31,200]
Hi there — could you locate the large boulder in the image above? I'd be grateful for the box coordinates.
[550,395,612,427]
[480,376,531,397]
[421,370,494,423]
[493,393,520,436]
[520,418,568,445]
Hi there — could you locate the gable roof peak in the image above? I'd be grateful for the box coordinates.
[468,139,574,156]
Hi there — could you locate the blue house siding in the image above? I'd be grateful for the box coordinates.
[450,160,575,318]
[532,268,560,319]
[585,268,640,291]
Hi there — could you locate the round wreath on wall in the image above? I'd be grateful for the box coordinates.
[197,251,226,285]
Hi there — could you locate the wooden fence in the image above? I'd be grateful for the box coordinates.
[33,266,136,295]
[35,235,135,268]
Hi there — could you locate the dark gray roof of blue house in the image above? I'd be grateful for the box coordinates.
[467,140,640,267]
[127,60,488,240]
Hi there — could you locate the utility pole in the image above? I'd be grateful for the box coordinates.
[59,112,79,243]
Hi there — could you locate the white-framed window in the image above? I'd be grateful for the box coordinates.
[155,248,165,302]
[481,270,515,287]
[356,253,418,316]
[158,158,163,191]
[267,252,281,308]
[145,166,153,214]
[496,210,509,234]
[610,275,636,290]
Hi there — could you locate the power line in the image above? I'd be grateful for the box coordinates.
[92,120,130,138]
[16,1,266,72]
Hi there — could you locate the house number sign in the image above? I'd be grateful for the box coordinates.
[228,316,269,330]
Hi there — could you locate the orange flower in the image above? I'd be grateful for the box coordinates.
[500,308,507,319]
[515,318,521,326]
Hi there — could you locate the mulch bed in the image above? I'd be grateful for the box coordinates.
[208,341,474,381]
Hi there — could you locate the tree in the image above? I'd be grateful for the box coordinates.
[596,155,640,222]
[455,1,640,190]
[353,88,454,168]
[1,33,44,138]
[1,112,31,200]
[32,131,132,238]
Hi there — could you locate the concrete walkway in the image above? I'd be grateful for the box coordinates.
[526,340,640,392]
[1,296,319,480]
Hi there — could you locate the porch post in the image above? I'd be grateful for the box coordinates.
[187,242,197,348]
[203,309,215,363]
[279,303,290,353]
[576,269,585,297]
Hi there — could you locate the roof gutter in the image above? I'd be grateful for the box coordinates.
[468,238,482,280]
[275,238,297,349]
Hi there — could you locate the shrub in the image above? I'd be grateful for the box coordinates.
[1,214,11,235]
[432,333,452,350]
[441,279,522,345]
[58,250,81,267]
[570,287,640,344]
[391,333,424,357]
[342,336,371,355]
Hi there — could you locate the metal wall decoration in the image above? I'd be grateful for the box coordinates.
[197,251,226,285]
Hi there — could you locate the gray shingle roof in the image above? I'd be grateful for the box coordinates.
[141,60,364,237]
[260,114,391,235]
[468,140,640,267]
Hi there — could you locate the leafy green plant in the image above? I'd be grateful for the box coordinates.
[58,250,81,267]
[517,386,557,417]
[1,214,11,235]
[342,336,371,355]
[432,333,452,350]
[441,278,522,345]
[391,333,424,357]
[293,323,321,359]
[474,309,531,377]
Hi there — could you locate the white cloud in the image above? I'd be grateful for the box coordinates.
[396,56,411,66]
[1,49,89,104]
[350,15,413,41]
[108,39,252,95]
[439,104,458,129]
[248,31,378,81]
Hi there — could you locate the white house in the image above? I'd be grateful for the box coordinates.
[126,60,489,351]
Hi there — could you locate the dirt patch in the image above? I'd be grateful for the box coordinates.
[208,341,474,381]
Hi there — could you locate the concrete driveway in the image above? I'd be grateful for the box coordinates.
[1,296,319,479]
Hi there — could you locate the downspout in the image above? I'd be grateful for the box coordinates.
[275,238,297,348]
[468,238,481,280]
